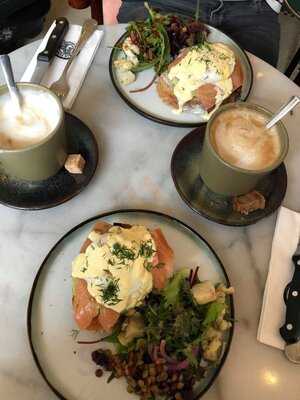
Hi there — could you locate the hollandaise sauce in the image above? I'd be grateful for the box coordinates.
[167,42,235,113]
[72,225,156,313]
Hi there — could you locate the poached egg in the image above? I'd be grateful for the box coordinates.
[167,42,236,113]
[72,225,155,313]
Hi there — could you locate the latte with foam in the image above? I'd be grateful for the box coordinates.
[210,108,281,171]
[0,88,60,150]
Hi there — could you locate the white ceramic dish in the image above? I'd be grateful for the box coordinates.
[27,209,234,400]
[109,25,253,127]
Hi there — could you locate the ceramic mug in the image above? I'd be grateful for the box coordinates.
[199,102,289,196]
[0,83,67,181]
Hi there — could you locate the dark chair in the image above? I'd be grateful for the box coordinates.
[0,0,51,54]
[90,0,104,24]
[285,48,300,86]
[68,0,104,24]
[282,1,300,86]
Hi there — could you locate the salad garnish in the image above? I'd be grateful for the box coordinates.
[89,267,233,399]
[98,277,122,306]
[114,2,209,92]
[111,242,136,262]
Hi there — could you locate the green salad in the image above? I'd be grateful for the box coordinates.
[91,267,233,400]
[113,3,208,90]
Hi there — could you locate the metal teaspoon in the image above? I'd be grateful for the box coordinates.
[266,96,300,131]
[0,54,22,113]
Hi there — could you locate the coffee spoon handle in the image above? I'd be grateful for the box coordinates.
[266,96,300,130]
[0,54,22,109]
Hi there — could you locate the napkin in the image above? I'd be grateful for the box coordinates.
[21,21,103,109]
[257,206,300,350]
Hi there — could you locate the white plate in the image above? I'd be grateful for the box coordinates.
[109,25,253,127]
[27,209,234,400]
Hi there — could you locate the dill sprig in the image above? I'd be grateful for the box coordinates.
[139,240,156,258]
[99,277,122,306]
[144,260,154,271]
[111,242,136,262]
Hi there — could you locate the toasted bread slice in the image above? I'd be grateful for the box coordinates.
[156,73,179,109]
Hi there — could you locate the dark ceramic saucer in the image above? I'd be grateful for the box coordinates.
[0,113,98,210]
[171,127,287,226]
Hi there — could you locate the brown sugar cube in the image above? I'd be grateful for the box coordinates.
[65,154,86,174]
[233,190,266,215]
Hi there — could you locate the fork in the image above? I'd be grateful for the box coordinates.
[50,19,98,99]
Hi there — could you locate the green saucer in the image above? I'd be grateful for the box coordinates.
[171,127,287,226]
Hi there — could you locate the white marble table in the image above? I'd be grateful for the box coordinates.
[1,24,300,400]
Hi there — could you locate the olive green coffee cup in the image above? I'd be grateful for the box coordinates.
[0,83,67,181]
[199,102,289,196]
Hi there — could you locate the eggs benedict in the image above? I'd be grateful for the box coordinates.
[72,221,174,332]
[156,42,243,117]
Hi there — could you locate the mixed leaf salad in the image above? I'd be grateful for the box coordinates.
[90,268,233,400]
[113,2,208,90]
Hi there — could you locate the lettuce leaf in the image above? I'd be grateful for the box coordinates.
[203,302,225,327]
[163,268,190,306]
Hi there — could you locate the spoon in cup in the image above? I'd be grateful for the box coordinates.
[0,54,22,114]
[266,95,300,131]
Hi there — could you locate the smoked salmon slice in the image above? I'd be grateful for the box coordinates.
[74,221,119,332]
[194,83,217,111]
[73,277,119,332]
[98,307,120,332]
[151,228,174,290]
[73,278,100,330]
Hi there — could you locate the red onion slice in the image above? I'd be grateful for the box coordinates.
[190,266,200,287]
[167,347,199,371]
[160,340,177,363]
[168,359,189,371]
[153,345,159,362]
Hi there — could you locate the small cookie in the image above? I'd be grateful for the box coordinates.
[65,154,86,174]
[233,190,266,215]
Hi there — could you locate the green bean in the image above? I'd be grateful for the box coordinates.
[132,61,157,72]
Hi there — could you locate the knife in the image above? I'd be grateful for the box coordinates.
[30,17,69,84]
[279,245,300,364]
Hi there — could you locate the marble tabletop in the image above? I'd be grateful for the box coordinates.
[1,24,300,400]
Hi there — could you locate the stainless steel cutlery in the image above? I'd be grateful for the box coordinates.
[30,17,69,84]
[50,19,97,99]
[280,243,300,363]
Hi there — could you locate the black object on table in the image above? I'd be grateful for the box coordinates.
[285,47,300,86]
[0,0,51,54]
[283,0,300,86]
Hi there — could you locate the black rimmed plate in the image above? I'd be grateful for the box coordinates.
[0,113,98,210]
[27,209,234,400]
[109,25,253,127]
[171,127,287,226]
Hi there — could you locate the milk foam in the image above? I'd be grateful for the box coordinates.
[0,88,60,150]
[211,108,281,171]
